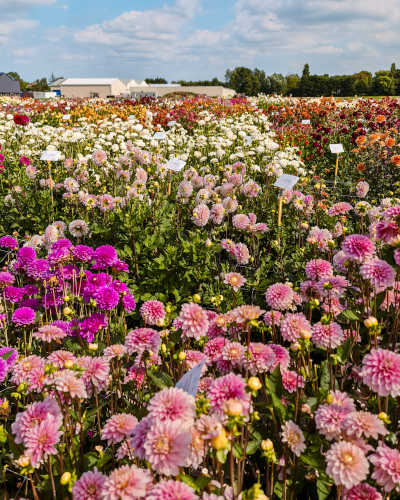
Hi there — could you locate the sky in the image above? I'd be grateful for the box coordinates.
[1,0,400,83]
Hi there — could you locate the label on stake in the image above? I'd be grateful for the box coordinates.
[176,359,207,397]
[329,144,344,153]
[274,174,299,190]
[40,151,61,161]
[302,119,310,124]
[165,158,186,172]
[153,132,166,140]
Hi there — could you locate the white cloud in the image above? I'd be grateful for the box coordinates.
[302,45,343,54]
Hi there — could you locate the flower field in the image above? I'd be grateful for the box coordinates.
[0,94,400,500]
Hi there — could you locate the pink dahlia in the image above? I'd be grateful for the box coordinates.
[11,355,44,385]
[140,300,166,326]
[221,342,244,369]
[24,414,63,468]
[209,203,225,225]
[308,226,333,252]
[376,220,399,243]
[282,370,305,393]
[231,305,265,324]
[234,242,250,265]
[93,245,117,269]
[383,205,400,219]
[101,464,152,499]
[192,204,210,227]
[326,440,369,489]
[204,337,226,364]
[183,350,208,373]
[12,307,36,326]
[329,390,355,411]
[270,344,291,371]
[312,322,344,349]
[125,328,161,355]
[232,213,250,230]
[315,403,351,440]
[177,303,209,340]
[131,416,152,460]
[362,348,400,397]
[360,258,395,288]
[356,181,369,198]
[395,248,400,265]
[101,414,139,445]
[243,343,276,375]
[103,344,127,361]
[143,420,192,476]
[344,483,382,500]
[281,420,306,457]
[147,387,196,426]
[280,313,311,342]
[207,373,250,418]
[370,444,400,492]
[328,202,353,216]
[305,259,333,280]
[342,234,375,263]
[263,310,282,326]
[147,480,199,500]
[265,283,294,311]
[73,468,106,500]
[343,411,389,440]
[79,356,110,396]
[93,286,119,310]
[317,276,348,299]
[224,272,246,292]
[54,371,88,399]
[33,324,66,343]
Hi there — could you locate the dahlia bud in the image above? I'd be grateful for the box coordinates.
[178,352,186,361]
[60,472,71,485]
[205,238,212,247]
[193,294,201,303]
[290,342,300,352]
[364,316,378,328]
[211,428,229,450]
[261,439,273,451]
[248,377,262,391]
[223,398,243,416]
[165,305,172,313]
[156,318,165,327]
[300,329,312,339]
[89,343,98,351]
[15,455,30,468]
[161,343,167,353]
[64,360,74,369]
[378,412,388,421]
[326,393,334,404]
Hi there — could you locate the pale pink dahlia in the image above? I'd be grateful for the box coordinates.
[265,283,294,311]
[33,324,66,343]
[232,305,265,324]
[360,258,395,288]
[73,468,106,500]
[131,416,152,460]
[356,181,369,198]
[312,322,344,349]
[315,403,351,440]
[207,373,250,418]
[243,343,276,375]
[24,414,63,468]
[281,420,306,457]
[54,372,88,399]
[234,242,250,265]
[177,303,209,340]
[280,313,311,342]
[125,328,161,355]
[147,387,196,426]
[101,464,152,499]
[263,310,282,326]
[282,370,305,393]
[147,480,199,500]
[101,414,139,445]
[329,390,355,411]
[223,272,246,292]
[143,420,192,476]
[326,440,369,489]
[305,259,333,280]
[342,234,375,263]
[232,213,250,230]
[328,202,353,216]
[221,342,244,369]
[192,204,210,227]
[140,300,166,326]
[370,444,400,492]
[47,350,76,368]
[343,411,389,440]
[362,348,400,397]
[344,483,382,500]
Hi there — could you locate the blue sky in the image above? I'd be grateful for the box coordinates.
[1,0,400,83]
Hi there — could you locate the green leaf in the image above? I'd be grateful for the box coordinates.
[320,361,331,391]
[245,440,261,455]
[195,475,212,489]
[271,392,287,422]
[266,364,283,399]
[339,310,362,322]
[148,371,173,389]
[216,449,227,463]
[300,453,326,472]
[1,350,14,361]
[169,328,182,347]
[317,477,331,500]
[233,442,244,459]
[83,452,99,471]
[86,401,107,419]
[180,475,196,488]
[337,338,351,363]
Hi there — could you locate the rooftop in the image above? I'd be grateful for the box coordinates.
[61,78,120,85]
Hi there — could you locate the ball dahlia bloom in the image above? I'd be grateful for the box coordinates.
[342,234,375,263]
[73,468,106,500]
[140,300,166,326]
[343,411,389,440]
[312,322,344,350]
[192,203,210,227]
[232,213,250,230]
[315,403,352,440]
[376,220,399,243]
[93,245,117,269]
[147,387,196,427]
[281,420,306,457]
[362,348,400,397]
[234,242,250,265]
[147,480,199,500]
[265,283,294,311]
[280,313,311,342]
[370,444,400,492]
[101,464,152,499]
[360,258,395,288]
[12,307,36,326]
[177,303,209,340]
[270,344,291,371]
[317,276,348,299]
[344,483,382,500]
[101,414,138,445]
[125,328,161,356]
[243,342,276,375]
[282,370,305,393]
[305,259,333,280]
[207,373,250,418]
[326,440,369,489]
[93,286,119,310]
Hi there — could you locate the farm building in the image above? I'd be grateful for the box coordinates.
[0,73,21,95]
[58,78,126,98]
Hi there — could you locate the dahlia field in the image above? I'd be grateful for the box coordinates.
[0,94,399,500]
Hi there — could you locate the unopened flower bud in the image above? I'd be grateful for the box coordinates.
[178,352,186,361]
[300,329,312,339]
[223,398,243,416]
[378,412,388,421]
[156,318,165,327]
[261,439,273,451]
[89,343,98,351]
[63,307,72,315]
[248,377,262,391]
[326,393,334,404]
[60,472,71,485]
[211,428,229,450]
[290,342,300,352]
[193,294,201,303]
[364,316,378,328]
[15,455,30,467]
[64,360,74,369]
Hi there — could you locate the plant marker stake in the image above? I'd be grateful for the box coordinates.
[168,170,172,195]
[333,153,339,192]
[277,188,283,241]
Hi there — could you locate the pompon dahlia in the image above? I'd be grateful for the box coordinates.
[280,313,311,342]
[207,373,250,418]
[73,245,94,262]
[328,202,353,216]
[317,276,348,299]
[370,444,400,492]
[192,204,210,227]
[232,213,250,230]
[93,245,117,269]
[147,387,196,426]
[147,480,199,500]
[342,234,375,263]
[11,307,36,326]
[315,403,352,440]
[326,441,369,489]
[234,242,250,265]
[143,420,192,476]
[344,483,382,500]
[177,303,209,340]
[204,337,226,363]
[101,464,152,499]
[243,343,276,375]
[305,259,333,280]
[362,348,400,397]
[270,344,291,371]
[93,286,119,310]
[140,300,166,326]
[0,236,18,249]
[4,286,24,303]
[0,272,15,289]
[360,258,395,288]
[222,196,238,213]
[281,420,306,457]
[72,468,106,500]
[0,358,7,384]
[312,322,344,349]
[265,283,294,311]
[282,370,305,393]
[101,414,138,445]
[178,180,193,198]
[125,328,161,355]
[343,411,389,440]
[16,246,36,266]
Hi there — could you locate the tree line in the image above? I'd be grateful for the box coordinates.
[6,72,63,92]
[224,64,400,97]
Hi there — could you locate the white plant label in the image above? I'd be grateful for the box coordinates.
[167,121,176,127]
[40,151,61,161]
[153,132,166,140]
[329,144,344,154]
[244,136,253,145]
[128,115,135,120]
[302,120,311,125]
[62,115,71,120]
[165,158,186,172]
[274,174,299,190]
[176,359,207,397]
[65,106,70,110]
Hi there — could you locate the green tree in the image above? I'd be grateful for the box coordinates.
[375,75,395,95]
[225,67,260,96]
[299,64,313,96]
[27,78,50,91]
[145,78,168,84]
[264,73,287,95]
[6,71,29,90]
[286,74,300,95]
